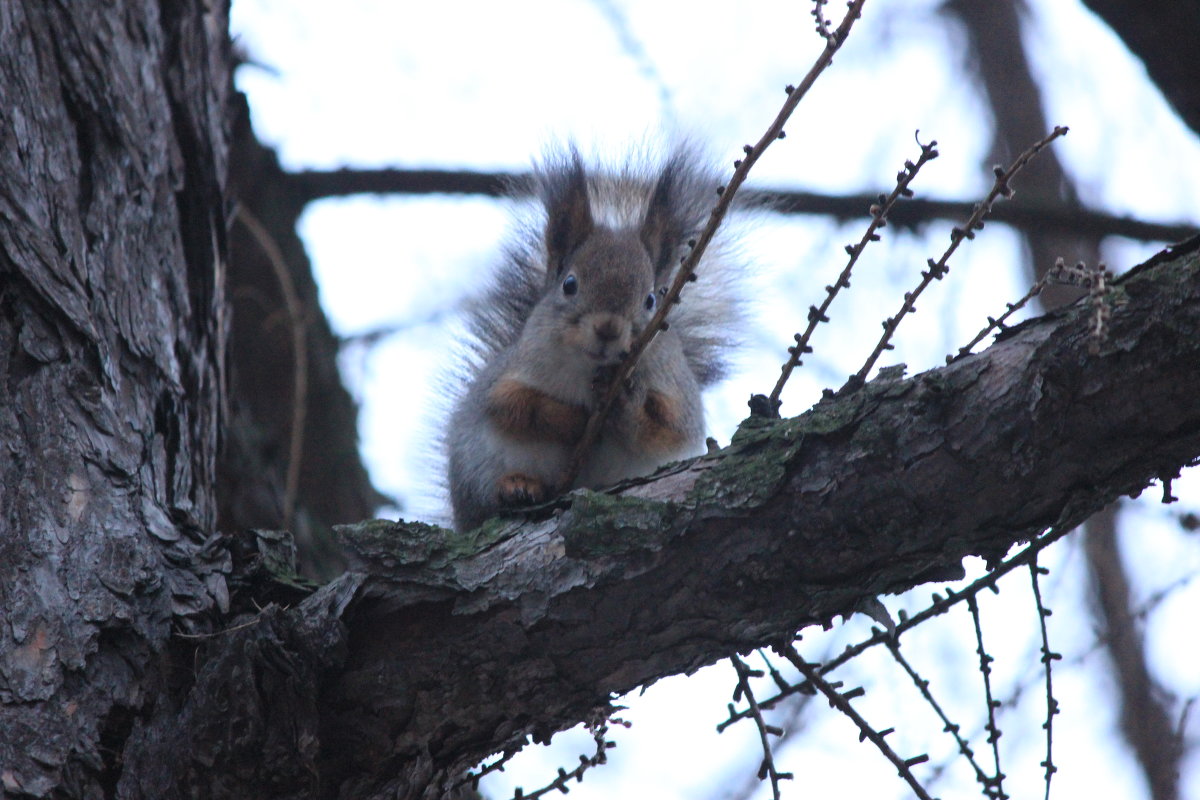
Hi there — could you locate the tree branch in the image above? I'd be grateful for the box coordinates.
[285,166,1197,244]
[1084,505,1183,800]
[125,238,1200,798]
[1079,0,1200,138]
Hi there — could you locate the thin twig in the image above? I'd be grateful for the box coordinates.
[952,254,1116,364]
[784,646,936,800]
[717,525,1072,730]
[730,655,793,799]
[499,710,629,800]
[885,637,993,790]
[458,746,523,791]
[992,567,1195,727]
[1029,557,1061,800]
[948,268,1051,363]
[721,650,821,800]
[234,207,307,531]
[1085,264,1113,354]
[563,0,870,486]
[967,594,1008,800]
[850,126,1068,387]
[768,133,938,412]
[811,0,834,40]
[1041,257,1115,354]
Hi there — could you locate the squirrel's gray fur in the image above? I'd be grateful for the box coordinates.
[445,143,744,531]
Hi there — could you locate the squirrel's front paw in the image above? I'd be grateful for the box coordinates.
[592,364,643,408]
[590,364,619,398]
[497,473,550,507]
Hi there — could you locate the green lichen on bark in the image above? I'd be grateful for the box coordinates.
[559,491,678,558]
[334,515,530,572]
[336,518,455,568]
[691,415,807,509]
[691,373,913,511]
[440,515,521,560]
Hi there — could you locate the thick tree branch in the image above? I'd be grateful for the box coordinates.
[127,238,1200,798]
[285,166,1197,244]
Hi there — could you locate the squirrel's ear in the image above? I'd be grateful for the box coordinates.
[640,156,695,279]
[542,150,594,277]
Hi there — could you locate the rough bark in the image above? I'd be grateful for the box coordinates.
[120,239,1200,798]
[0,0,230,796]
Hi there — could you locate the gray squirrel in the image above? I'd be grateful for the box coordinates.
[446,145,743,531]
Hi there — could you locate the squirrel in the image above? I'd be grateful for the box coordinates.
[445,145,742,531]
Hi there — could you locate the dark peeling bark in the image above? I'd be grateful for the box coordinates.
[121,240,1200,798]
[0,1,229,796]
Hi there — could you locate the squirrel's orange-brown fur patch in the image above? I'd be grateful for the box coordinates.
[497,472,550,507]
[487,377,588,445]
[636,390,690,454]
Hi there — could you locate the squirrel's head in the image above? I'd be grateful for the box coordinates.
[552,229,660,364]
[537,148,699,366]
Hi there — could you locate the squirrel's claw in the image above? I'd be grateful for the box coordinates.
[497,473,550,507]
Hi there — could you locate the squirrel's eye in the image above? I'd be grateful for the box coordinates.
[562,274,578,296]
[644,292,656,311]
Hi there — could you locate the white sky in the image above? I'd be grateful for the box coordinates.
[229,1,1200,798]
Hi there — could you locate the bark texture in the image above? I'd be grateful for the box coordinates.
[120,240,1200,797]
[0,1,230,796]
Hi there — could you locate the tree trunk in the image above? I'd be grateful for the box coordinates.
[0,1,230,796]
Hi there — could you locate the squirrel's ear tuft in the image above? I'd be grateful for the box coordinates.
[541,148,594,277]
[640,154,704,278]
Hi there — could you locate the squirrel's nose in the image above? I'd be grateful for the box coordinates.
[593,318,621,342]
